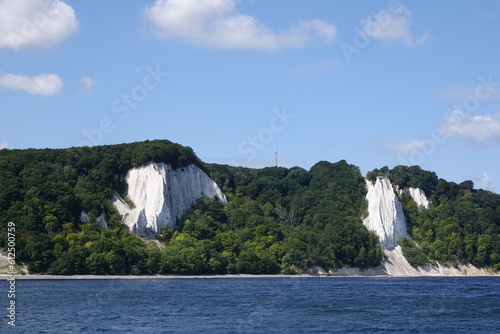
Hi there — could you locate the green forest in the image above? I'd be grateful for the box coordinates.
[369,166,500,270]
[0,140,499,275]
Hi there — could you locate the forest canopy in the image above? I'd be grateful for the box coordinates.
[368,165,500,270]
[0,141,499,275]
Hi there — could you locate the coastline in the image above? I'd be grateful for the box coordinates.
[1,274,315,280]
[1,272,499,280]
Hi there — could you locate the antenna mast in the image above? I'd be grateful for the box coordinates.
[275,148,278,167]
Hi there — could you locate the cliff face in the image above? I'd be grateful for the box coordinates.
[112,162,226,238]
[408,187,430,209]
[361,176,456,276]
[363,177,408,250]
[397,186,431,209]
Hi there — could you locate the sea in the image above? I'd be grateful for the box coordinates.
[1,277,499,333]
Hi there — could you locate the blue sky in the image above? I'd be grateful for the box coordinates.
[1,0,500,192]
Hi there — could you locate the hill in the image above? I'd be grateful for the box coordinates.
[0,140,499,275]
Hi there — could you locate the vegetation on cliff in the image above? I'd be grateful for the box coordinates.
[1,141,499,274]
[369,165,500,270]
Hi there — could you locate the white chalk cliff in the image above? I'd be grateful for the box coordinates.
[330,245,495,277]
[353,176,493,276]
[408,187,430,209]
[362,177,424,275]
[363,177,408,250]
[397,186,430,209]
[112,162,226,238]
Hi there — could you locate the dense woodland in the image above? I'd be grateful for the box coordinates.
[369,166,500,270]
[0,140,499,274]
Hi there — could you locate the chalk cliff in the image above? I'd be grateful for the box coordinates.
[363,177,408,250]
[397,186,430,209]
[356,177,489,276]
[330,244,495,277]
[408,187,430,209]
[112,162,226,238]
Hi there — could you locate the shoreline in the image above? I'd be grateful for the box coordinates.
[1,273,499,280]
[0,274,315,280]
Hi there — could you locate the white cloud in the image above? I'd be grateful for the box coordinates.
[0,72,63,96]
[439,84,500,99]
[390,138,429,155]
[439,85,480,99]
[361,4,429,47]
[441,110,500,143]
[481,172,495,192]
[0,0,79,51]
[79,76,96,95]
[144,0,337,50]
[300,18,337,44]
[0,142,8,150]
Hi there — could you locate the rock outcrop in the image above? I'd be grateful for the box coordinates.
[357,176,492,276]
[397,186,430,209]
[408,187,430,209]
[112,162,226,238]
[363,177,408,250]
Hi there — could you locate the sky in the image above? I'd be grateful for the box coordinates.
[1,0,500,193]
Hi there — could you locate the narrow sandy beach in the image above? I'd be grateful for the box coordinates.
[0,274,319,280]
[1,272,499,280]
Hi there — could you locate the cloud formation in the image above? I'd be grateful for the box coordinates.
[390,109,500,159]
[361,4,429,47]
[0,72,63,96]
[441,110,500,143]
[0,142,8,150]
[439,83,500,99]
[145,0,337,50]
[390,138,428,155]
[0,0,79,50]
[481,172,495,192]
[79,76,96,95]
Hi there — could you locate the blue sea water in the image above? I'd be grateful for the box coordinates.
[0,277,499,333]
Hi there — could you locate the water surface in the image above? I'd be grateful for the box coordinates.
[1,277,499,333]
